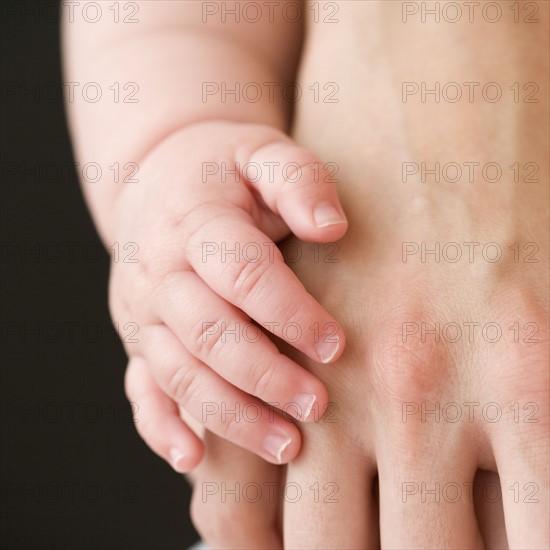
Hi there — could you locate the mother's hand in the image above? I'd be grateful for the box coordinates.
[280,178,549,548]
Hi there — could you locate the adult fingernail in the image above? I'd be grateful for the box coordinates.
[313,201,347,228]
[292,393,317,421]
[263,434,292,464]
[317,335,340,363]
[169,447,187,473]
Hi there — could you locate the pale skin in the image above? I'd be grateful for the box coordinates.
[63,1,549,548]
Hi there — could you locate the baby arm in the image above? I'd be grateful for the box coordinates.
[62,0,347,470]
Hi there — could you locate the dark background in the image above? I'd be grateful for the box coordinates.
[1,1,199,548]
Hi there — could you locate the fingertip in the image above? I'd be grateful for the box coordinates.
[301,221,348,244]
[262,426,302,464]
[312,201,348,230]
[169,442,204,473]
[162,415,205,472]
[280,200,348,243]
[293,381,329,424]
[315,329,345,365]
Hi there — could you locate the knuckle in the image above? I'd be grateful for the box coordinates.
[248,360,276,398]
[214,406,242,442]
[281,159,326,193]
[181,202,235,254]
[150,270,182,306]
[371,313,450,406]
[188,317,228,359]
[277,299,306,330]
[167,365,199,406]
[223,255,272,303]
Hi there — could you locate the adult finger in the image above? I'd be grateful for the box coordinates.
[190,431,282,549]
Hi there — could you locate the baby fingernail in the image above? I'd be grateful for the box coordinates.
[293,393,317,421]
[169,447,187,473]
[317,335,340,364]
[263,434,292,464]
[314,201,346,228]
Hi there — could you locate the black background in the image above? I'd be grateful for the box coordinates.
[1,1,199,548]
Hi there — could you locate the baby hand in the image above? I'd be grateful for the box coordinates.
[110,121,348,470]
